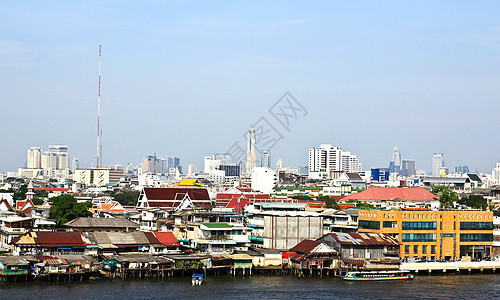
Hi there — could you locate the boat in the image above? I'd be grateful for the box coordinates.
[342,270,414,281]
[192,273,203,285]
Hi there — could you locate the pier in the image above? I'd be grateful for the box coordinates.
[401,261,500,274]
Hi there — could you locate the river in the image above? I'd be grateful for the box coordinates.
[1,274,499,299]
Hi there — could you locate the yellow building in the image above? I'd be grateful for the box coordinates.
[358,210,493,260]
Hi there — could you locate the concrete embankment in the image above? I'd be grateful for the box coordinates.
[401,261,500,274]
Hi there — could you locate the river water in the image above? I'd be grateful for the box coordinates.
[1,274,499,299]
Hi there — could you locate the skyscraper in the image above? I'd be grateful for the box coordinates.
[308,144,362,178]
[246,126,256,175]
[432,153,445,177]
[276,158,283,170]
[168,157,181,172]
[389,147,401,174]
[27,147,42,169]
[261,150,271,168]
[401,159,416,177]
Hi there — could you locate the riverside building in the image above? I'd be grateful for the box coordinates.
[358,210,493,260]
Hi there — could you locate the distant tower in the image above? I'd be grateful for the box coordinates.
[261,150,271,168]
[276,158,283,170]
[27,147,42,169]
[392,147,401,167]
[246,126,256,175]
[96,45,102,168]
[432,153,445,177]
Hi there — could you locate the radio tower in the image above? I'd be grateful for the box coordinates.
[96,45,102,168]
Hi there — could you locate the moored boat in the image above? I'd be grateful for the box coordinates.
[192,273,203,285]
[342,270,414,281]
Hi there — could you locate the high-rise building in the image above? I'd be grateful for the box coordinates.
[276,158,283,170]
[187,164,197,178]
[401,159,416,177]
[142,154,163,174]
[72,158,79,173]
[246,126,256,175]
[455,164,470,175]
[168,157,181,173]
[261,150,271,168]
[432,153,445,177]
[308,144,362,179]
[492,163,500,186]
[27,147,42,169]
[392,147,401,167]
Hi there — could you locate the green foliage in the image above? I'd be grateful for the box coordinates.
[14,184,27,200]
[344,199,373,209]
[114,190,140,206]
[49,195,92,226]
[316,195,339,209]
[291,195,313,200]
[457,195,488,210]
[32,196,45,205]
[432,186,458,208]
[35,189,48,198]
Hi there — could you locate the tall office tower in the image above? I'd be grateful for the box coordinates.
[168,157,181,172]
[392,147,401,167]
[246,126,256,175]
[308,144,342,178]
[389,147,401,174]
[492,163,500,185]
[401,159,416,177]
[142,154,162,174]
[340,151,362,173]
[72,158,79,173]
[27,147,42,169]
[432,153,445,177]
[454,164,470,175]
[261,150,271,168]
[187,164,197,178]
[276,158,283,170]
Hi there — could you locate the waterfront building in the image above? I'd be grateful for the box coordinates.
[358,210,494,260]
[318,232,400,261]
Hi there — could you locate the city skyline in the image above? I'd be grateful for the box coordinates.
[1,2,500,173]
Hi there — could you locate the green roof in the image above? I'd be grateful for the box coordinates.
[201,223,232,228]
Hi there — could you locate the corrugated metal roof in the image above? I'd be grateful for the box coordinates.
[327,232,400,246]
[65,217,138,228]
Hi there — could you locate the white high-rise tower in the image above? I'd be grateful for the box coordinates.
[27,147,42,169]
[392,147,401,167]
[246,126,256,175]
[432,153,445,177]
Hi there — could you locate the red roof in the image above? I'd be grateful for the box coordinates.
[290,240,321,254]
[342,187,437,202]
[140,187,212,209]
[14,231,86,248]
[326,232,400,246]
[153,232,181,247]
[225,197,250,212]
[35,188,70,192]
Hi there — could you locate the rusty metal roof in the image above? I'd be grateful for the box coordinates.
[327,232,400,246]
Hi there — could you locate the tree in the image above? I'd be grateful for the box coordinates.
[14,184,27,200]
[291,195,313,201]
[114,190,140,206]
[49,195,92,226]
[458,195,488,210]
[317,195,339,209]
[432,186,458,209]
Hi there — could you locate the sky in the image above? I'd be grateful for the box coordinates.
[1,1,500,174]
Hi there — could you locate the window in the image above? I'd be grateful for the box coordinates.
[431,245,435,254]
[460,234,493,242]
[402,233,436,242]
[460,222,493,230]
[413,245,419,254]
[405,245,409,254]
[422,245,427,254]
[359,220,380,230]
[402,222,436,230]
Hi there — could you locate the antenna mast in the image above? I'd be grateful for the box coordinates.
[96,45,102,168]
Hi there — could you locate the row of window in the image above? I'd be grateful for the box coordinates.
[402,222,437,230]
[359,220,380,230]
[460,234,493,242]
[459,222,493,230]
[402,233,437,242]
[360,212,491,220]
[405,244,436,254]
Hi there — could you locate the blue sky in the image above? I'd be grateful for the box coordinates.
[1,1,499,174]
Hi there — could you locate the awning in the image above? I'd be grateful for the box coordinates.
[249,236,264,242]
